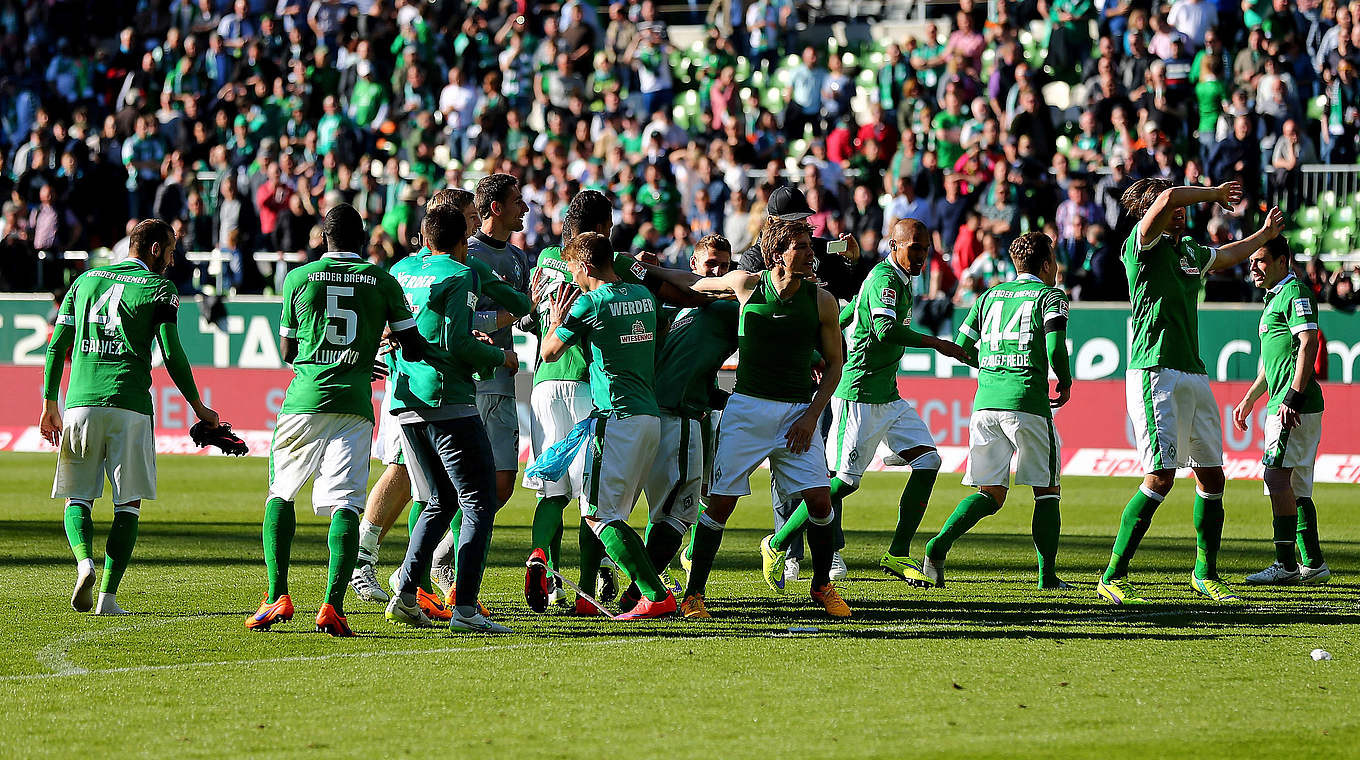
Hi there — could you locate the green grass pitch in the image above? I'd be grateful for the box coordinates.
[1,452,1356,758]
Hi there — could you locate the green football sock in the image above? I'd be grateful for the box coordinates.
[1193,490,1224,581]
[644,521,684,574]
[531,495,569,557]
[684,500,707,561]
[683,515,725,597]
[888,469,937,556]
[405,501,434,592]
[101,510,140,594]
[600,522,667,602]
[1296,497,1324,568]
[925,491,1000,561]
[326,510,360,614]
[773,479,854,552]
[1272,514,1298,570]
[262,497,296,602]
[63,501,93,562]
[1032,495,1061,584]
[1102,488,1162,583]
[448,506,463,572]
[549,521,564,570]
[578,519,605,593]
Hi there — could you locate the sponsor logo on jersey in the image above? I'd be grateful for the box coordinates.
[630,261,647,280]
[619,320,654,344]
[881,287,897,307]
[1178,254,1200,277]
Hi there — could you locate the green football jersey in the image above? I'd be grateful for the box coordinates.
[734,271,820,404]
[836,258,916,404]
[653,299,740,417]
[554,280,659,418]
[956,274,1069,417]
[1259,274,1324,415]
[52,259,180,416]
[389,252,507,412]
[278,252,415,421]
[1123,232,1214,374]
[530,247,647,385]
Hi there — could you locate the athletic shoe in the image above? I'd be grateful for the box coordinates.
[659,569,683,597]
[417,587,452,621]
[1039,577,1074,590]
[618,586,641,614]
[829,551,848,581]
[784,557,801,585]
[616,591,677,620]
[387,568,404,597]
[573,596,607,617]
[315,603,355,637]
[1245,562,1301,585]
[524,549,550,613]
[760,534,787,593]
[922,556,946,588]
[93,594,130,616]
[444,584,492,617]
[1096,578,1147,605]
[1190,576,1242,602]
[430,561,456,598]
[245,594,295,630]
[597,559,619,602]
[351,563,391,603]
[879,553,932,586]
[71,563,96,613]
[1300,562,1333,585]
[811,583,852,618]
[385,595,434,628]
[681,593,710,619]
[450,609,512,633]
[549,577,570,607]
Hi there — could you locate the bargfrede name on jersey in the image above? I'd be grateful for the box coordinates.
[309,270,380,285]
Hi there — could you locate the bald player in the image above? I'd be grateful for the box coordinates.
[760,219,971,591]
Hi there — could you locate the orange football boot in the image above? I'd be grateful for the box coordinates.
[245,594,294,631]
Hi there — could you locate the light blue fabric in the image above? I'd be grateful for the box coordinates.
[525,417,594,481]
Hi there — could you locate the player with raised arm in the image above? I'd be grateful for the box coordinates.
[246,205,424,637]
[1097,179,1285,605]
[758,219,970,592]
[615,235,740,612]
[918,232,1073,589]
[1233,238,1331,585]
[41,219,224,616]
[538,232,677,620]
[382,205,519,633]
[680,218,848,619]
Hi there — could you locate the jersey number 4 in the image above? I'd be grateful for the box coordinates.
[88,284,125,335]
[979,300,1033,352]
[325,286,357,346]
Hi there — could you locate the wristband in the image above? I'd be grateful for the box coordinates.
[1283,389,1305,410]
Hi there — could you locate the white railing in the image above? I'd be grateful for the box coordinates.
[40,249,311,294]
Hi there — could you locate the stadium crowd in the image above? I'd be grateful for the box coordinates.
[1,0,1360,325]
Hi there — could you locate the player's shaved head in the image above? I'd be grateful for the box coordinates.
[564,190,614,241]
[128,218,176,274]
[323,203,366,253]
[889,218,930,276]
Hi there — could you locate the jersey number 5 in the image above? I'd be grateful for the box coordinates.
[979,300,1033,352]
[325,286,357,346]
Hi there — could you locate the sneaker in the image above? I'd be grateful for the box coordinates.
[922,556,945,588]
[417,587,452,621]
[681,593,710,619]
[71,563,96,613]
[829,551,848,581]
[315,603,355,637]
[245,594,295,630]
[616,591,677,620]
[430,561,456,598]
[1039,577,1074,590]
[879,553,932,587]
[659,569,683,597]
[385,595,434,627]
[1245,562,1301,586]
[549,577,570,607]
[450,609,513,633]
[810,583,852,618]
[597,559,619,602]
[93,593,130,616]
[1190,575,1242,602]
[783,557,801,585]
[760,534,787,594]
[1096,577,1147,605]
[1299,562,1333,585]
[573,596,607,617]
[351,563,391,603]
[525,549,550,613]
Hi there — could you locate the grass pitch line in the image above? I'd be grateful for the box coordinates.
[13,635,659,683]
[34,615,207,676]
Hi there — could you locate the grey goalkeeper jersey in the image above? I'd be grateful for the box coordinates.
[467,232,530,397]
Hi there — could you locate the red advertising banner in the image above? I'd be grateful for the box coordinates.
[1,366,1356,484]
